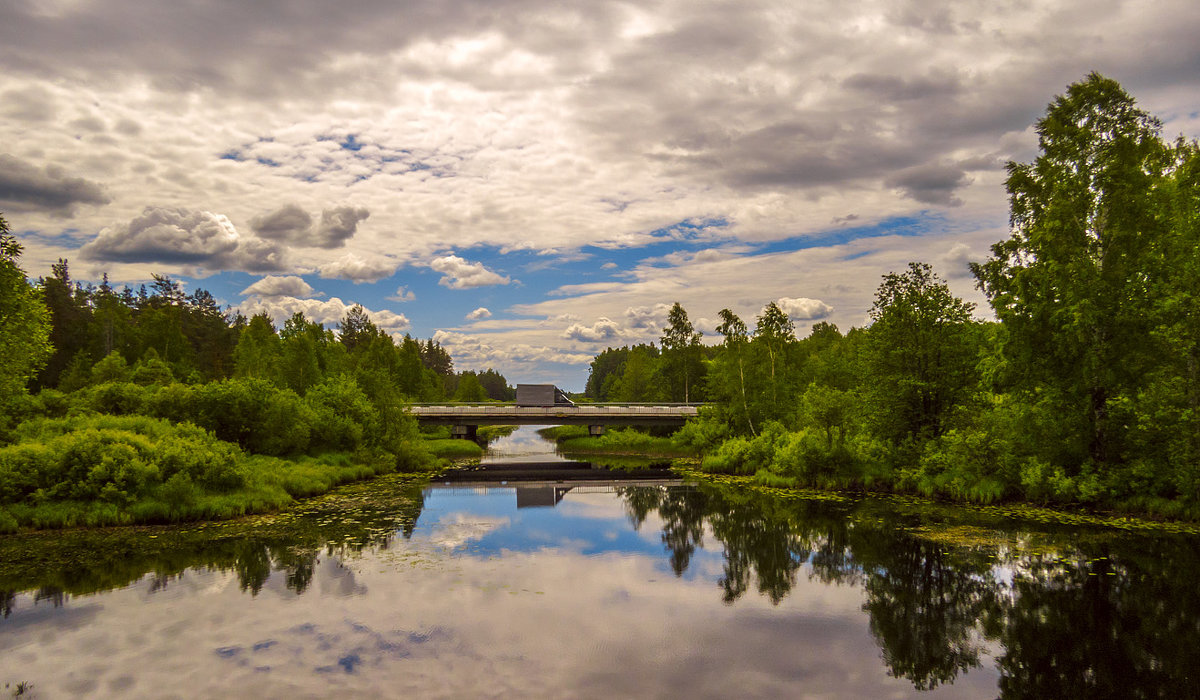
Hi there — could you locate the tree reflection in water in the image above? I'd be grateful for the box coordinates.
[3,478,1199,695]
[615,483,1200,696]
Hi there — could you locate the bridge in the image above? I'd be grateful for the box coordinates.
[410,403,700,439]
[412,385,700,439]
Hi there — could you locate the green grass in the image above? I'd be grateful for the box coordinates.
[537,426,694,457]
[423,438,483,459]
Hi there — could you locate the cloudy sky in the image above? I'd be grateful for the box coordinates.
[3,0,1199,388]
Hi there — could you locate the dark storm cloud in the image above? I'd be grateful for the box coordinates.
[251,204,313,241]
[886,163,971,206]
[841,72,964,103]
[315,206,370,248]
[251,204,368,248]
[0,153,110,216]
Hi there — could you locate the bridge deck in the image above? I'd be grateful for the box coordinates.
[411,404,699,426]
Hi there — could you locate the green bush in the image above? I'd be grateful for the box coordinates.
[91,351,131,384]
[77,381,150,416]
[190,378,314,455]
[304,374,378,452]
[674,412,730,455]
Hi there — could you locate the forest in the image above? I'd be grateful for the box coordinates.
[584,74,1200,518]
[0,219,516,530]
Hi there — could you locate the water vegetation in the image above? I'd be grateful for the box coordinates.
[0,470,429,598]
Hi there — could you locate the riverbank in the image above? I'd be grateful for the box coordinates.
[0,414,451,533]
[675,468,1200,535]
[536,425,695,457]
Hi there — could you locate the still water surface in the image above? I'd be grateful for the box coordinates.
[1,429,1198,697]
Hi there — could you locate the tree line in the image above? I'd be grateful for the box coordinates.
[587,74,1200,516]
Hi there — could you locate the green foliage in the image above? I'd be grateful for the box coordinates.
[867,262,979,444]
[660,302,705,403]
[424,438,484,459]
[674,410,731,454]
[131,348,174,385]
[0,414,434,530]
[233,313,282,382]
[972,72,1171,467]
[189,378,314,456]
[452,371,487,402]
[77,381,151,415]
[304,373,378,452]
[91,350,131,384]
[0,213,52,425]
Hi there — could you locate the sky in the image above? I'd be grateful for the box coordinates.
[3,0,1199,390]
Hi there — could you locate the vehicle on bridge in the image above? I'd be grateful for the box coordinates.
[515,384,575,407]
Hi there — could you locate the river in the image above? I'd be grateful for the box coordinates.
[1,427,1197,697]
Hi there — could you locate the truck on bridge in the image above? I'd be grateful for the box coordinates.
[515,384,575,407]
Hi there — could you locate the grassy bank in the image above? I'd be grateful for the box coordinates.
[537,426,694,457]
[0,414,438,532]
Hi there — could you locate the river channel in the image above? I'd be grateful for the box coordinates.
[1,427,1198,697]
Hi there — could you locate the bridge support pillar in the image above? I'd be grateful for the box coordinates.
[451,424,478,440]
[588,424,606,436]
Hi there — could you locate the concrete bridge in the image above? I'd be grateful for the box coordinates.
[410,403,700,439]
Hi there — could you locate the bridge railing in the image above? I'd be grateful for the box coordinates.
[408,402,711,407]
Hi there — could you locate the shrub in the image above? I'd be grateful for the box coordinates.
[674,412,731,455]
[190,378,314,455]
[78,382,150,416]
[304,374,378,452]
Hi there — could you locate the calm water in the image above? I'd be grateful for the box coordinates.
[2,431,1198,697]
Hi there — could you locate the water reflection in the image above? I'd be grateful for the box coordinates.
[2,478,1198,696]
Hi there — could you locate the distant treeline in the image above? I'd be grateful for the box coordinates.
[21,261,512,403]
[584,74,1200,518]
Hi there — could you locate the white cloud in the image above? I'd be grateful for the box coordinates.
[562,317,621,343]
[775,297,833,321]
[239,275,317,298]
[939,242,976,279]
[624,303,673,331]
[466,306,492,320]
[433,330,593,370]
[388,286,416,302]
[318,252,398,283]
[430,255,512,289]
[239,295,408,334]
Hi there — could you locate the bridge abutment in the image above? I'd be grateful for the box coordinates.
[451,424,478,440]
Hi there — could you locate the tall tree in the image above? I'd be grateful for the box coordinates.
[338,305,376,355]
[711,308,755,434]
[233,313,282,382]
[752,301,797,416]
[972,73,1167,466]
[0,213,52,410]
[660,302,704,403]
[36,258,91,389]
[868,262,979,444]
